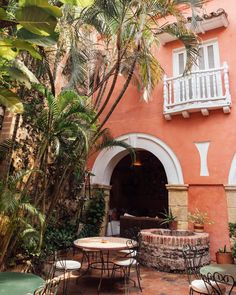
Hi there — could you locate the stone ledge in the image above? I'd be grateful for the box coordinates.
[166,184,189,191]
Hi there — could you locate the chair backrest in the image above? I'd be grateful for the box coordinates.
[43,253,56,281]
[126,238,140,264]
[54,248,71,270]
[124,226,141,242]
[201,272,235,295]
[182,244,204,283]
[34,277,61,295]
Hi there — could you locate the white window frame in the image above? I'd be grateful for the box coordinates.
[172,39,221,76]
[172,39,222,102]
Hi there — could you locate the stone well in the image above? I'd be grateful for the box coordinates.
[139,228,210,272]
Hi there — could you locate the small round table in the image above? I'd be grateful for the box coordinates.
[74,236,135,251]
[74,236,135,293]
[0,272,45,295]
[200,264,236,282]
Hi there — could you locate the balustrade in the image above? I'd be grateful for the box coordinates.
[163,62,231,120]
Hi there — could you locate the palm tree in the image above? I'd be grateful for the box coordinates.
[15,85,133,234]
[0,170,44,269]
[57,0,203,131]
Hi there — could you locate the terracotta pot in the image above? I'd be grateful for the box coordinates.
[169,220,178,230]
[193,223,204,233]
[216,252,234,264]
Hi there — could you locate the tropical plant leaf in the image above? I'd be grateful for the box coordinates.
[15,6,58,36]
[17,29,59,47]
[7,59,39,89]
[60,0,94,7]
[20,202,45,227]
[0,40,18,60]
[0,88,24,113]
[7,67,31,88]
[0,39,41,60]
[0,8,8,20]
[12,40,42,59]
[19,0,62,17]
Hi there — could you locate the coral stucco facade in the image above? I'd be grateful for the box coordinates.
[89,0,236,258]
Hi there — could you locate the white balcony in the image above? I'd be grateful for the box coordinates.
[163,62,231,120]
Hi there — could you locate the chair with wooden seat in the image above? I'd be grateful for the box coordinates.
[112,238,142,292]
[182,245,226,295]
[201,272,234,295]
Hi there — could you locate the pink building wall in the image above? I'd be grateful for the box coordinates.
[89,0,236,258]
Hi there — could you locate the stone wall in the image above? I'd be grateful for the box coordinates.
[166,184,189,230]
[139,228,210,272]
[225,185,236,223]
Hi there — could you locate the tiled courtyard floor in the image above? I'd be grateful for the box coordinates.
[58,264,189,295]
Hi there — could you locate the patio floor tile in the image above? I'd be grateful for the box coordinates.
[57,265,189,295]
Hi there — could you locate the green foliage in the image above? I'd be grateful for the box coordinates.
[160,209,177,224]
[229,222,236,258]
[232,243,236,258]
[79,189,105,237]
[218,245,228,253]
[16,6,58,36]
[43,221,77,253]
[229,222,236,238]
[0,0,62,112]
[0,170,45,267]
[0,88,24,113]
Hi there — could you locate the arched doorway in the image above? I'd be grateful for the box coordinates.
[91,133,184,185]
[91,133,188,229]
[110,150,168,218]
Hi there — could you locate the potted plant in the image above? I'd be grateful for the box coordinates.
[187,208,213,233]
[215,245,234,264]
[161,209,178,230]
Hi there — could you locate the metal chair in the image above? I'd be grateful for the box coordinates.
[182,244,210,295]
[53,248,81,295]
[112,238,142,292]
[118,227,141,256]
[201,272,234,294]
[81,248,101,269]
[33,277,61,295]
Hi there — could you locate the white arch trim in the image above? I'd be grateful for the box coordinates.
[228,153,236,185]
[91,133,184,186]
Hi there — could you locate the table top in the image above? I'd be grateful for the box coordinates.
[200,264,236,280]
[0,272,45,295]
[74,236,135,251]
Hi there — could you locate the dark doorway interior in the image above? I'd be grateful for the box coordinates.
[110,150,168,218]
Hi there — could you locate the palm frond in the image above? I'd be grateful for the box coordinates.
[92,128,135,162]
[160,22,199,72]
[19,202,45,227]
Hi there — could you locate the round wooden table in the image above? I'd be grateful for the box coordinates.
[200,264,236,282]
[0,272,45,295]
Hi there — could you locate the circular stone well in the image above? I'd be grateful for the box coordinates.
[139,228,210,272]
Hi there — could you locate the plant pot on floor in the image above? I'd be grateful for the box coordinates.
[216,251,234,264]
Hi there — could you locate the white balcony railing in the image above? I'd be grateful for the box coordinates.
[163,62,231,120]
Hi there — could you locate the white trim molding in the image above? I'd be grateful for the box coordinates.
[195,142,210,176]
[91,133,184,186]
[228,153,236,185]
